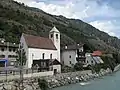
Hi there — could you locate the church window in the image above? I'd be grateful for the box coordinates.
[56,34,58,39]
[42,53,45,59]
[51,34,53,38]
[50,54,52,59]
[69,55,71,58]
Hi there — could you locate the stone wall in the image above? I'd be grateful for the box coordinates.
[0,69,112,90]
[0,79,40,90]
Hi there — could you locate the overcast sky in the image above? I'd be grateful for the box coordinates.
[14,0,120,38]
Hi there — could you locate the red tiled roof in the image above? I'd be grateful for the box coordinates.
[23,34,57,50]
[92,51,102,56]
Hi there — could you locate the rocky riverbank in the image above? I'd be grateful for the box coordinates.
[114,64,120,72]
[0,68,112,90]
[44,68,112,89]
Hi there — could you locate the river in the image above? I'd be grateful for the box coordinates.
[53,71,120,90]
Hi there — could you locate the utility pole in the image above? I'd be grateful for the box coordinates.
[19,44,23,90]
[5,42,9,89]
[32,53,34,78]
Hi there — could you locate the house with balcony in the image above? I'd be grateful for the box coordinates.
[0,40,18,67]
[61,43,86,67]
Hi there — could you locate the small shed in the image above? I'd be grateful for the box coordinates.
[50,59,61,74]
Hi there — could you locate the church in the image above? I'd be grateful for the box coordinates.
[20,26,61,73]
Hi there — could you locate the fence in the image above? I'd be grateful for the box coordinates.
[0,67,53,81]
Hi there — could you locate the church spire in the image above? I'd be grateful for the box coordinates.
[50,26,59,33]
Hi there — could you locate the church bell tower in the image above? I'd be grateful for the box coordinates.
[49,26,60,62]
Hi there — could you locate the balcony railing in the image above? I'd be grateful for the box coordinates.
[76,56,86,59]
[77,52,85,56]
[76,57,86,62]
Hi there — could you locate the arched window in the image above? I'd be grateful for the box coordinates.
[42,53,45,59]
[56,34,58,39]
[51,34,53,38]
[50,54,52,59]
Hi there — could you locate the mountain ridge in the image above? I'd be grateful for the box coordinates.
[0,0,120,54]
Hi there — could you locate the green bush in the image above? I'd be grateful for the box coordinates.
[61,65,73,73]
[101,55,116,71]
[74,63,83,71]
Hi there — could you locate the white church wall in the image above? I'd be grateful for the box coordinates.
[28,48,58,68]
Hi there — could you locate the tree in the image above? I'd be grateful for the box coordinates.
[74,63,83,71]
[16,46,27,66]
[101,55,116,71]
[0,30,4,38]
[113,52,120,64]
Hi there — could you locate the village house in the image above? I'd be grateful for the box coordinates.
[0,38,18,67]
[20,26,61,73]
[85,51,104,66]
[61,44,86,67]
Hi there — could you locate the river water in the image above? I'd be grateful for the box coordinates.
[53,71,120,90]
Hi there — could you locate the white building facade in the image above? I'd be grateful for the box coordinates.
[61,50,77,67]
[28,48,58,68]
[61,44,85,67]
[0,40,18,67]
[85,53,104,66]
[85,53,96,66]
[20,26,61,73]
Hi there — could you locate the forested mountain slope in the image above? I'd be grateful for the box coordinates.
[0,0,120,54]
